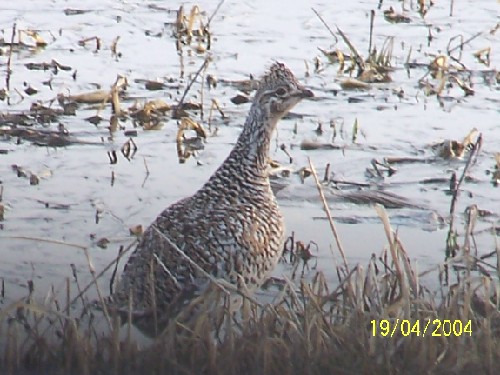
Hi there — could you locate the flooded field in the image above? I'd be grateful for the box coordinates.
[0,0,499,315]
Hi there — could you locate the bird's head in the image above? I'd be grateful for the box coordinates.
[254,62,314,122]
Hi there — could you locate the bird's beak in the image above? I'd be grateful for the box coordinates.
[296,87,314,98]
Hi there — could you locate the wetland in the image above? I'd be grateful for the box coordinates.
[0,0,499,373]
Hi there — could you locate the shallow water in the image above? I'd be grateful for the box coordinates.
[0,0,499,306]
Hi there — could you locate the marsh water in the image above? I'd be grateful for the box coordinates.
[0,0,499,308]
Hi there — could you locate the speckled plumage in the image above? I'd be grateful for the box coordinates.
[111,62,313,335]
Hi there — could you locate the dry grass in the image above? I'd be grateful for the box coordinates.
[1,4,499,374]
[1,135,496,375]
[1,204,499,375]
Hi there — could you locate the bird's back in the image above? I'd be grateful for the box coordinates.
[112,172,284,334]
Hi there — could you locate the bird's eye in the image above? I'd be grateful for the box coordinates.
[275,87,288,97]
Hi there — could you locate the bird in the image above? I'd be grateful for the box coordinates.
[109,62,313,336]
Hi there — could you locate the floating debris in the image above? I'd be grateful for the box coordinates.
[25,59,71,72]
[268,160,293,178]
[174,101,202,111]
[129,99,170,129]
[124,130,138,137]
[10,165,52,185]
[121,138,138,160]
[0,123,98,147]
[85,115,103,125]
[207,98,226,126]
[19,29,48,47]
[29,173,40,185]
[0,27,48,52]
[218,77,259,92]
[64,8,91,16]
[108,150,118,164]
[59,90,110,104]
[174,5,211,52]
[11,164,28,178]
[206,74,217,89]
[110,76,125,116]
[431,128,480,159]
[23,84,38,96]
[282,232,318,279]
[0,101,65,126]
[488,153,500,187]
[449,75,475,96]
[417,0,433,17]
[129,225,144,237]
[383,7,411,24]
[318,47,350,65]
[144,80,166,91]
[78,36,101,51]
[96,237,110,249]
[337,189,426,209]
[110,36,121,58]
[0,89,8,101]
[176,116,206,163]
[429,55,448,76]
[339,78,371,91]
[298,167,312,183]
[473,47,491,67]
[300,140,342,151]
[317,20,393,84]
[366,158,397,178]
[230,93,250,104]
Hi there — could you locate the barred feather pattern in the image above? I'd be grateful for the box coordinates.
[110,62,312,334]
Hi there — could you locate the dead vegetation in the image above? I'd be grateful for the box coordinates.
[176,116,207,163]
[1,2,499,374]
[489,153,500,187]
[0,3,223,164]
[1,148,498,374]
[1,201,500,375]
[313,3,497,107]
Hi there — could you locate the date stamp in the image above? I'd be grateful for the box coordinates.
[371,319,472,337]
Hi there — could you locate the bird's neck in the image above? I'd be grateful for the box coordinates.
[229,104,276,177]
[201,103,276,196]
